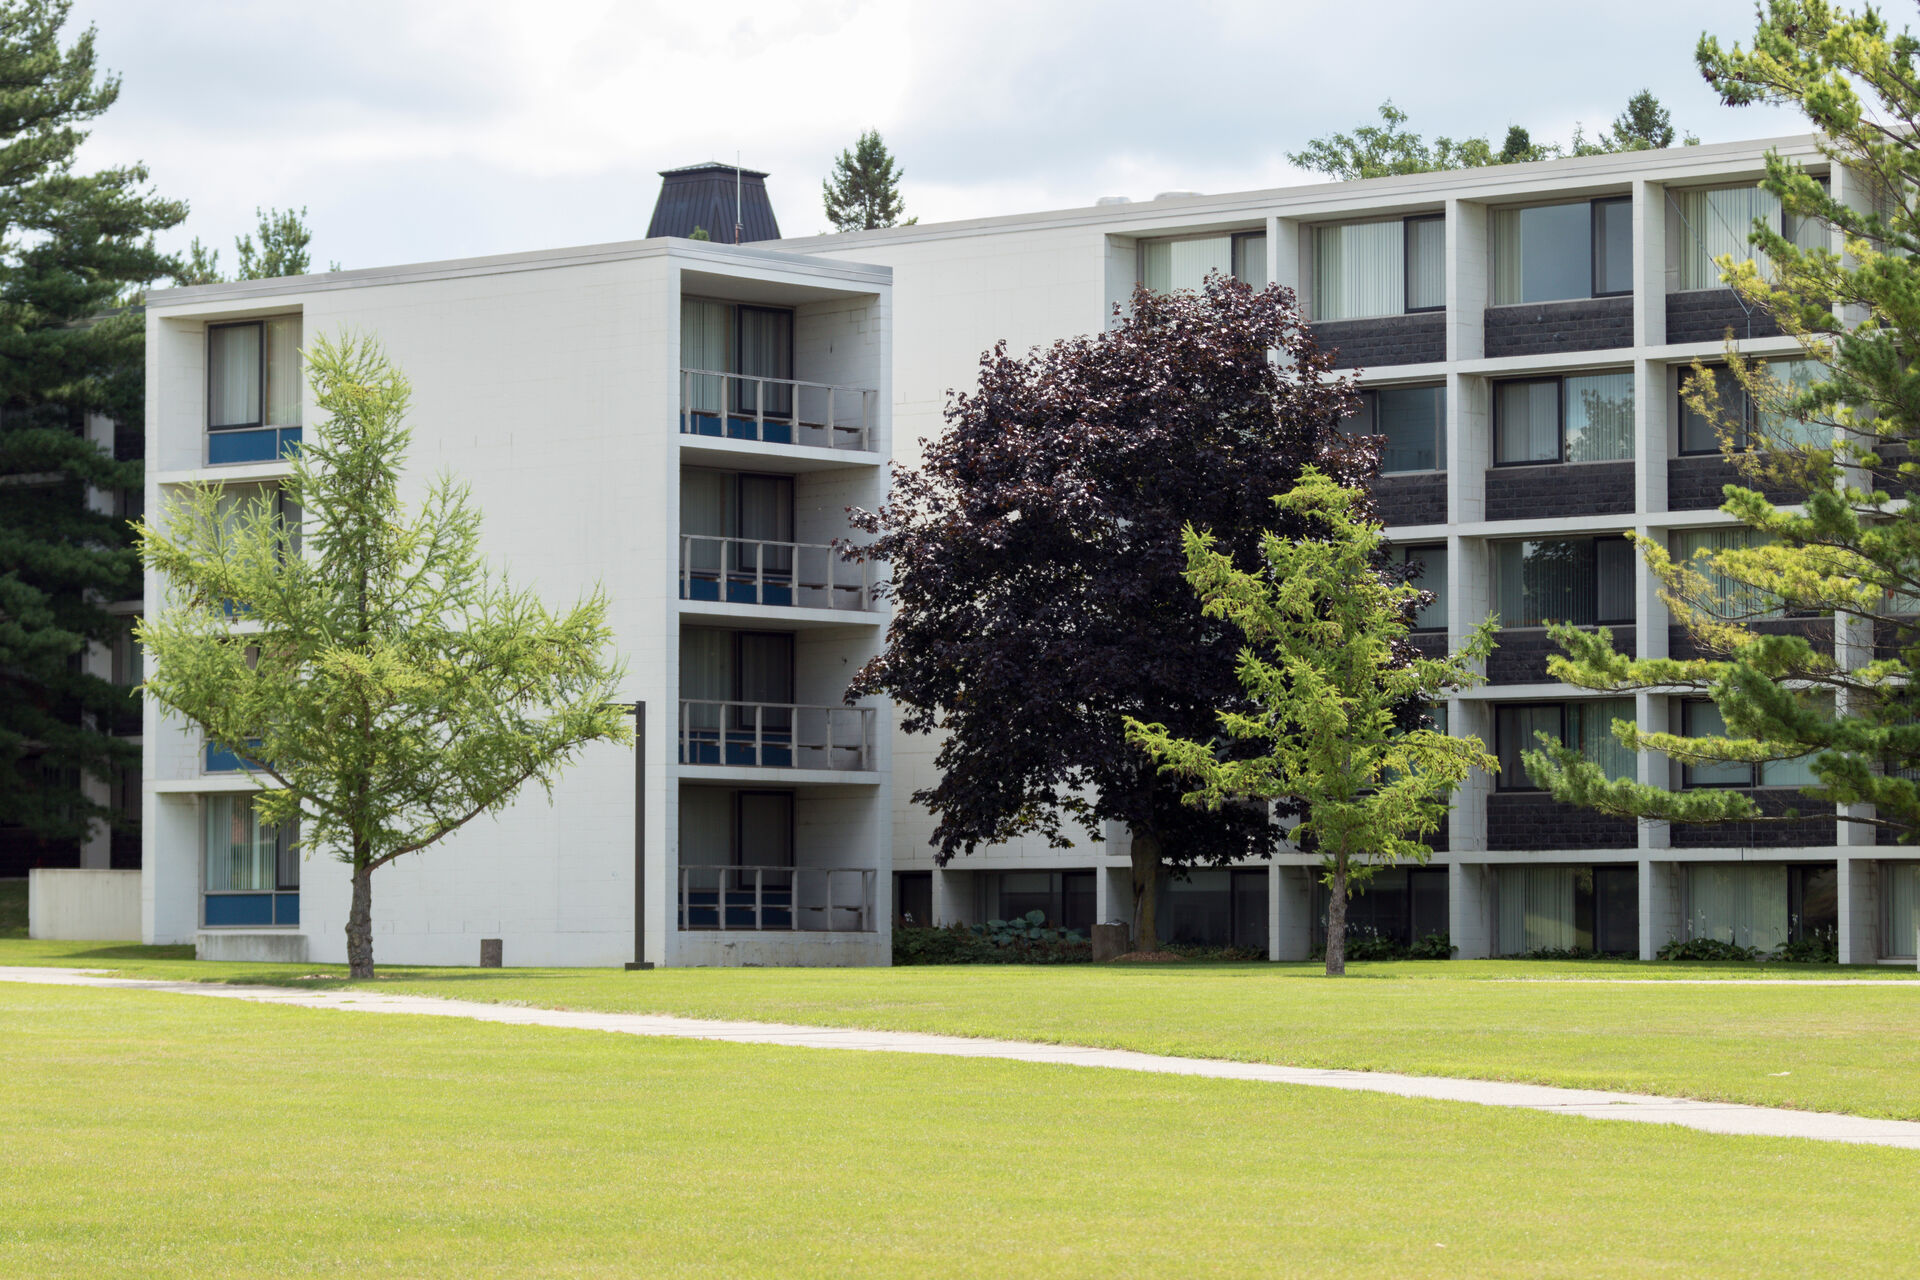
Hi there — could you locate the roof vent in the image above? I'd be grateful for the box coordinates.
[648,163,781,243]
[1154,190,1202,201]
[1095,195,1132,206]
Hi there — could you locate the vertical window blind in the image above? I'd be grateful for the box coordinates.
[1686,863,1790,951]
[1311,220,1403,320]
[1667,184,1828,291]
[1562,372,1635,462]
[1670,528,1786,621]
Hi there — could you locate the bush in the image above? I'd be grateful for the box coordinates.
[1161,941,1268,962]
[892,914,1092,965]
[1408,931,1458,960]
[1311,928,1456,961]
[1768,927,1839,964]
[1656,936,1762,962]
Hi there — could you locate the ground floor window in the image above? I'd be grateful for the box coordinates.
[1311,866,1447,949]
[1495,864,1637,955]
[894,870,932,928]
[202,793,298,927]
[1160,868,1267,951]
[1685,862,1835,952]
[992,870,1096,932]
[1884,862,1919,959]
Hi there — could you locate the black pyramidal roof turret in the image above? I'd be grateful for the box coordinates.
[647,163,781,243]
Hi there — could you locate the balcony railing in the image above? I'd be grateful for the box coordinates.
[679,864,876,932]
[678,700,874,771]
[678,534,873,610]
[679,370,877,452]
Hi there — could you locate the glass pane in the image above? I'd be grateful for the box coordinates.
[1754,357,1827,450]
[1495,704,1563,787]
[1495,202,1593,305]
[204,794,274,892]
[681,300,733,415]
[1403,545,1447,630]
[1687,863,1789,951]
[1594,537,1636,624]
[678,628,733,704]
[678,788,733,866]
[1671,185,1782,290]
[1230,870,1268,951]
[1679,367,1744,453]
[1683,700,1753,787]
[1498,865,1580,953]
[1140,240,1171,293]
[1593,866,1640,954]
[1594,199,1633,295]
[1495,538,1595,627]
[263,316,303,426]
[1163,236,1233,292]
[1232,233,1269,289]
[1376,385,1444,472]
[275,819,301,891]
[736,308,793,418]
[1671,527,1785,621]
[1404,217,1445,310]
[737,792,793,867]
[1312,221,1403,320]
[1563,372,1635,462]
[1886,862,1918,958]
[1164,869,1232,945]
[736,633,793,705]
[1568,698,1636,781]
[208,324,261,428]
[1495,380,1560,463]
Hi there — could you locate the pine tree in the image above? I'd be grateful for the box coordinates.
[822,130,911,232]
[0,0,185,860]
[175,207,336,286]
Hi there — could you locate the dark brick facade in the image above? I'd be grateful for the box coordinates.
[1875,616,1920,662]
[1407,630,1450,661]
[1311,312,1447,369]
[1373,471,1447,527]
[1665,454,1805,511]
[1484,296,1634,358]
[1487,792,1637,851]
[1671,789,1837,848]
[1489,626,1635,685]
[1664,289,1781,346]
[1668,618,1831,663]
[1486,460,1636,521]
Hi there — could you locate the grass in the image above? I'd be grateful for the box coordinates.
[8,937,1920,1120]
[0,878,23,938]
[2,981,1917,1279]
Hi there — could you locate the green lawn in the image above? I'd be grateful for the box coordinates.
[8,937,1920,1120]
[2,981,1916,1279]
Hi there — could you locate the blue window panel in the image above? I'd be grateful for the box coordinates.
[208,428,278,465]
[205,893,275,926]
[204,740,263,772]
[759,583,792,607]
[275,427,301,458]
[761,421,792,445]
[681,412,724,438]
[274,893,300,925]
[682,576,721,602]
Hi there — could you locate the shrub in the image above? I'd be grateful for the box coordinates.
[1509,946,1631,961]
[1656,936,1762,962]
[1161,942,1268,962]
[892,914,1092,965]
[1408,931,1458,960]
[1768,927,1838,964]
[1310,928,1456,962]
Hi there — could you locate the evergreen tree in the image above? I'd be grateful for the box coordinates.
[822,130,911,232]
[0,0,185,858]
[175,207,336,286]
[1609,88,1679,150]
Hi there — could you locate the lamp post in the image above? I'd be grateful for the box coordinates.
[624,700,653,970]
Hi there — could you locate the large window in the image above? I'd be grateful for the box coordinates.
[680,469,795,603]
[681,299,794,433]
[1668,528,1788,622]
[1496,864,1639,955]
[1491,198,1633,305]
[1162,868,1267,951]
[1494,372,1635,464]
[1884,861,1919,959]
[1492,536,1635,628]
[1494,699,1636,791]
[203,794,298,927]
[1355,384,1446,473]
[1667,181,1829,292]
[995,870,1096,932]
[1139,232,1268,293]
[1685,862,1835,952]
[1310,866,1447,949]
[1309,215,1444,321]
[1393,544,1448,630]
[207,317,302,464]
[1680,699,1823,788]
[1677,358,1827,454]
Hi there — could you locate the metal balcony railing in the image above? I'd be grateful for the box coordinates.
[678,534,873,610]
[678,700,875,771]
[678,864,876,932]
[679,369,877,452]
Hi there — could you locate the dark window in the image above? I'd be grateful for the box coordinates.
[1404,216,1445,312]
[1493,372,1634,465]
[1493,198,1634,304]
[894,871,932,928]
[1393,544,1448,631]
[1680,700,1822,789]
[1495,699,1637,790]
[1492,536,1636,627]
[1162,868,1268,949]
[1311,866,1447,948]
[1677,359,1825,455]
[1789,864,1838,942]
[995,870,1097,929]
[1593,198,1634,296]
[1358,384,1447,473]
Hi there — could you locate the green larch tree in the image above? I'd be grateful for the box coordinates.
[822,130,911,232]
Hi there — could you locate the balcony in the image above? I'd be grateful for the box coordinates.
[678,700,875,771]
[678,864,876,932]
[679,535,874,610]
[680,370,877,452]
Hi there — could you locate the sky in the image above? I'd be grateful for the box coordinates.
[67,0,1809,274]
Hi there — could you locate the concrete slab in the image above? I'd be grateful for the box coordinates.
[3,966,1917,1151]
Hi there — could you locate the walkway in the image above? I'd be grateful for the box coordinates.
[6,966,1918,1151]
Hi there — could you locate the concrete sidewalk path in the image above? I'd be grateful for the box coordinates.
[6,965,1919,1151]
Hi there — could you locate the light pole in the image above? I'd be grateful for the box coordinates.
[624,700,653,970]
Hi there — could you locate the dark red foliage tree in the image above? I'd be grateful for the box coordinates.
[848,276,1378,944]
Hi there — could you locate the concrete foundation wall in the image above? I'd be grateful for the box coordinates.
[29,868,142,941]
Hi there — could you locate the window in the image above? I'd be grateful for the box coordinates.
[1680,699,1824,788]
[1139,231,1267,293]
[1677,359,1827,454]
[1884,861,1919,959]
[1393,544,1448,630]
[1669,528,1787,622]
[203,793,298,927]
[1493,372,1635,464]
[679,788,796,929]
[1494,699,1636,791]
[1496,864,1639,955]
[1667,181,1829,292]
[1162,868,1267,950]
[680,470,795,603]
[206,317,302,464]
[894,870,933,928]
[1355,384,1446,473]
[1310,215,1444,320]
[993,870,1097,932]
[1310,866,1447,948]
[1490,198,1633,305]
[1492,536,1635,628]
[680,299,795,436]
[679,629,796,766]
[1685,862,1834,952]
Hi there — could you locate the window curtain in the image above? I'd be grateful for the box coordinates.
[1682,700,1753,787]
[1312,221,1402,321]
[1495,703,1563,783]
[738,792,794,869]
[678,788,733,867]
[263,316,303,427]
[1670,528,1785,621]
[1494,380,1560,463]
[1497,865,1578,954]
[681,299,733,413]
[1563,372,1635,462]
[1567,699,1636,782]
[735,474,794,575]
[1405,218,1445,310]
[1670,185,1781,290]
[1679,366,1745,453]
[1594,537,1636,625]
[1687,863,1790,951]
[1495,539,1594,627]
[679,629,733,736]
[680,471,728,577]
[1887,862,1919,959]
[1233,234,1269,289]
[737,307,793,417]
[1141,236,1233,293]
[1401,545,1447,630]
[274,819,301,891]
[208,325,261,428]
[1377,386,1444,472]
[1753,358,1828,450]
[1492,203,1591,305]
[204,794,275,892]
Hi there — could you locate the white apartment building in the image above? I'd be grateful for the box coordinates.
[141,135,1920,966]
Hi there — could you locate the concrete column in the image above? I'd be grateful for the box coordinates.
[931,866,977,927]
[1096,863,1131,932]
[1837,855,1879,964]
[1635,357,1669,519]
[1449,697,1493,853]
[1270,216,1301,300]
[1445,198,1487,363]
[1637,693,1671,853]
[1271,863,1314,961]
[1448,373,1489,529]
[1633,179,1667,350]
[1640,858,1682,959]
[1449,862,1493,959]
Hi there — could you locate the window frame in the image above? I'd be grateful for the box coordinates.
[1137,230,1260,294]
[1492,370,1635,467]
[1590,197,1634,299]
[1394,543,1448,632]
[1494,701,1565,792]
[1402,214,1446,314]
[206,321,265,433]
[1491,534,1637,629]
[1360,382,1448,475]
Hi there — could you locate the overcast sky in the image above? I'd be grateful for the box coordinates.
[68,0,1808,273]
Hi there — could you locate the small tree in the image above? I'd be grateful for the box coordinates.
[822,130,911,231]
[178,206,337,285]
[1127,471,1495,976]
[849,278,1371,945]
[138,332,629,977]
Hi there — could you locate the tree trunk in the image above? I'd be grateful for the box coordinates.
[1129,827,1162,953]
[1324,853,1348,977]
[346,853,375,980]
